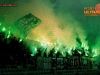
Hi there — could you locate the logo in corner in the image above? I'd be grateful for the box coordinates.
[84,4,100,16]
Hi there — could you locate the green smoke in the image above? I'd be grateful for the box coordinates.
[0,0,100,60]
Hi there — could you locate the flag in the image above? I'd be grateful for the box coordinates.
[15,13,41,36]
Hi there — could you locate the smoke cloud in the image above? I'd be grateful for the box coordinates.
[0,0,100,56]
